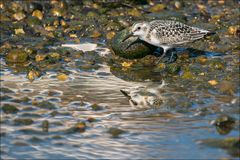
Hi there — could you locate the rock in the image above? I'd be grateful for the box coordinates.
[90,103,104,111]
[0,87,14,93]
[121,61,133,68]
[36,101,56,110]
[12,11,26,21]
[2,104,19,114]
[174,1,183,9]
[6,49,28,63]
[9,1,23,12]
[149,4,166,12]
[199,137,240,157]
[128,8,141,17]
[14,28,25,35]
[210,115,235,135]
[26,16,41,28]
[106,31,116,40]
[107,127,126,138]
[0,95,12,101]
[57,73,68,81]
[47,52,61,63]
[14,118,34,125]
[228,26,238,35]
[218,81,236,95]
[182,71,194,79]
[65,122,86,133]
[35,54,46,62]
[209,61,225,70]
[111,28,157,59]
[87,117,96,123]
[27,69,41,82]
[42,120,49,132]
[32,10,43,20]
[197,56,208,64]
[51,8,66,17]
[24,2,43,13]
[91,30,101,38]
[208,80,218,86]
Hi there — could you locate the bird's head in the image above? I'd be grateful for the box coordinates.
[131,22,149,37]
[122,22,149,42]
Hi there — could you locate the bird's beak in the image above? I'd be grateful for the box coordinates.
[122,32,133,42]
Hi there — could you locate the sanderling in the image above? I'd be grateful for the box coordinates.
[123,20,215,63]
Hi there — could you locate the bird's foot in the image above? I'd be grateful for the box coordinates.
[165,51,178,63]
[165,53,177,64]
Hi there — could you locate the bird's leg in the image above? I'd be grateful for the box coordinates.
[169,52,174,62]
[167,50,175,63]
[165,48,177,63]
[155,48,167,64]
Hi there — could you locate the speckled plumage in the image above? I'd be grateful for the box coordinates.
[145,20,209,45]
[127,20,214,63]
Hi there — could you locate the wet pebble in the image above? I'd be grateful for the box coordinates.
[32,10,43,20]
[87,117,97,123]
[51,8,66,17]
[14,28,25,35]
[12,11,26,21]
[90,103,104,111]
[6,49,28,63]
[149,4,166,12]
[29,136,44,143]
[27,69,41,82]
[57,73,68,81]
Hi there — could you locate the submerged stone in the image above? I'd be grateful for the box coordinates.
[0,87,14,93]
[211,115,235,135]
[111,28,157,59]
[199,137,240,157]
[2,104,19,114]
[42,120,49,132]
[14,118,34,125]
[65,122,86,133]
[107,127,126,138]
[36,101,56,110]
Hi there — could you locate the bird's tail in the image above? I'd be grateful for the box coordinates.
[190,28,216,40]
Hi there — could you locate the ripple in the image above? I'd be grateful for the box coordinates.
[20,88,34,93]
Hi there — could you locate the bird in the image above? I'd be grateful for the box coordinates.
[122,20,215,63]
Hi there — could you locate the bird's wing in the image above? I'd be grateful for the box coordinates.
[150,21,211,45]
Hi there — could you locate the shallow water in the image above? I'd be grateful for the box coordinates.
[1,42,239,159]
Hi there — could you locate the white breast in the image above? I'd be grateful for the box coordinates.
[140,29,161,47]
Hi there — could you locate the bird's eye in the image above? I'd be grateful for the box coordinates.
[137,27,141,30]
